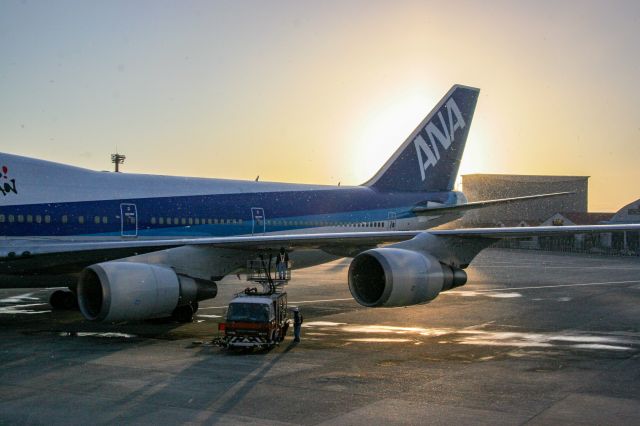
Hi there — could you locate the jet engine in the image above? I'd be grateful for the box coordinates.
[77,262,217,322]
[348,248,467,307]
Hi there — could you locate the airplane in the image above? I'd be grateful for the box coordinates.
[1,84,638,323]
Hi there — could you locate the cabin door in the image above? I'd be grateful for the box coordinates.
[251,207,266,235]
[387,212,397,229]
[121,203,138,237]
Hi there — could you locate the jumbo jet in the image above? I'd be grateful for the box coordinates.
[1,85,637,323]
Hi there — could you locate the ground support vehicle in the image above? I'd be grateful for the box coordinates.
[218,289,289,349]
[217,257,290,349]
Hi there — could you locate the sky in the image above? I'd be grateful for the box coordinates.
[1,0,639,211]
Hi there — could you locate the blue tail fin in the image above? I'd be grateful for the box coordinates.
[364,84,479,192]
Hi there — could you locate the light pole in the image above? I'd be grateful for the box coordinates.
[111,153,126,173]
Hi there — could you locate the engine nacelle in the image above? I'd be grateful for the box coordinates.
[77,262,217,322]
[348,248,467,307]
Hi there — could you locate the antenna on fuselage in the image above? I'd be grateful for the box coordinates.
[111,153,126,173]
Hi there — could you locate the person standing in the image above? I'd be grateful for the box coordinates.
[293,307,303,342]
[275,247,289,280]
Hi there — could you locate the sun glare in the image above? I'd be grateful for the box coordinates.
[457,119,491,178]
[349,91,433,183]
[348,89,492,185]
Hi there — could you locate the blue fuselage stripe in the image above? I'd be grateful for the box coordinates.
[0,187,456,237]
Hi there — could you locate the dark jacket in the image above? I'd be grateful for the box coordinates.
[293,311,303,325]
[276,252,289,265]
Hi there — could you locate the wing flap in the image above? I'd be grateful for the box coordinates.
[430,223,640,239]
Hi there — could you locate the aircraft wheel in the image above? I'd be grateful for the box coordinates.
[49,290,78,310]
[172,304,194,323]
[190,301,199,314]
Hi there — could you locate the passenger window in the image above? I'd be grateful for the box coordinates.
[159,217,164,225]
[62,215,68,224]
[194,218,200,225]
[36,215,42,223]
[188,218,193,225]
[151,217,156,225]
[18,215,24,223]
[181,218,186,225]
[173,218,179,225]
[102,216,108,224]
[8,215,15,223]
[238,219,243,224]
[94,216,101,224]
[27,215,33,223]
[0,214,4,223]
[45,215,51,224]
[78,216,85,224]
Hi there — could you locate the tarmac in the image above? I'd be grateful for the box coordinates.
[1,248,639,425]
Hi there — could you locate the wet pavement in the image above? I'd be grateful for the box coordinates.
[1,248,639,424]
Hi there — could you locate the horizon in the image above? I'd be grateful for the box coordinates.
[1,0,638,211]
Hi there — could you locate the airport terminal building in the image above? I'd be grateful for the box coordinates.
[452,174,639,255]
[461,174,589,225]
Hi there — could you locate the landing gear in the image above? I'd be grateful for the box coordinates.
[172,304,194,323]
[49,290,78,310]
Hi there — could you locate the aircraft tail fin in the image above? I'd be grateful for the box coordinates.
[364,84,480,192]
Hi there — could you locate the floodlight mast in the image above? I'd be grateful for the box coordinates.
[111,153,126,172]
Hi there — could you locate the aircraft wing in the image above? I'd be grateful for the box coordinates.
[2,224,639,275]
[0,231,419,257]
[412,192,573,215]
[429,223,640,239]
[0,232,421,274]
